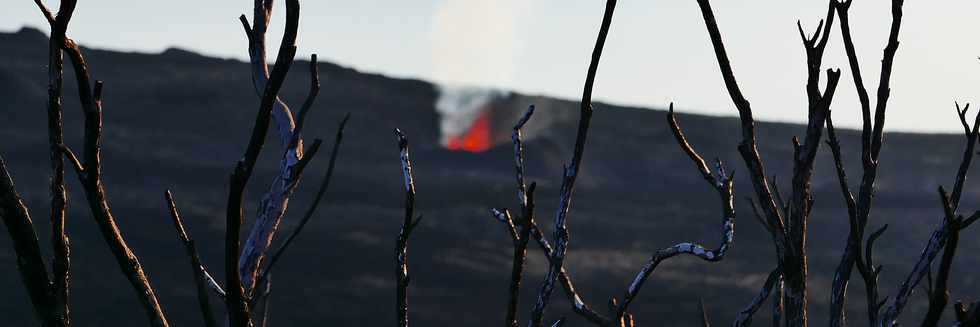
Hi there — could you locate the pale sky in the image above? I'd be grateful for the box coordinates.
[3,0,979,133]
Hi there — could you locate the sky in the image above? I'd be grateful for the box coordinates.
[3,0,980,133]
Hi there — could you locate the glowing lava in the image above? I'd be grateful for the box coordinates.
[446,110,492,152]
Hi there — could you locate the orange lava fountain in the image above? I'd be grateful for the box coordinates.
[446,110,492,152]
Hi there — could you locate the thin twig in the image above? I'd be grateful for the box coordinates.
[165,191,219,327]
[252,114,350,305]
[526,1,617,326]
[395,129,422,327]
[733,268,781,327]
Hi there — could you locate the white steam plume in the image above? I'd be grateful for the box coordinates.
[435,86,508,146]
[430,0,528,87]
[431,1,527,149]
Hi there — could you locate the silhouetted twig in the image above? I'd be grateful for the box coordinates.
[165,191,219,327]
[251,114,350,306]
[525,2,617,326]
[58,33,171,327]
[733,268,781,327]
[826,0,907,323]
[395,129,423,327]
[0,157,59,325]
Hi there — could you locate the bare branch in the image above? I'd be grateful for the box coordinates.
[0,157,57,324]
[33,0,56,25]
[772,274,784,327]
[695,0,785,257]
[395,129,421,327]
[961,211,980,229]
[238,0,316,295]
[526,1,617,326]
[878,188,953,327]
[252,114,350,304]
[238,14,253,41]
[733,268,781,327]
[866,224,888,272]
[667,104,716,186]
[165,191,219,327]
[917,106,980,326]
[62,37,170,327]
[59,145,84,177]
[513,105,535,208]
[613,177,734,318]
[498,184,535,327]
[868,0,905,161]
[290,54,321,147]
[824,114,857,219]
[526,221,613,326]
[37,3,77,323]
[949,103,980,209]
[956,102,972,138]
[224,2,300,323]
[612,110,736,318]
[827,0,906,324]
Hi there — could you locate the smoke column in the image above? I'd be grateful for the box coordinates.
[430,0,527,87]
[430,0,527,151]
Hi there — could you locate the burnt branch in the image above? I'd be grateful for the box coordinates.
[878,100,978,326]
[526,221,613,326]
[824,113,857,220]
[822,0,906,325]
[613,158,734,320]
[0,157,57,325]
[492,194,536,327]
[224,4,300,323]
[525,1,617,326]
[961,211,980,230]
[490,104,538,327]
[695,0,786,259]
[948,103,980,209]
[290,54,321,149]
[395,129,422,327]
[36,1,74,322]
[493,105,538,327]
[0,1,86,325]
[237,0,322,296]
[921,220,960,327]
[240,0,298,142]
[514,105,535,209]
[255,274,273,327]
[868,0,904,161]
[696,0,843,324]
[733,268,781,327]
[919,106,980,326]
[956,102,972,139]
[252,114,350,305]
[667,104,716,185]
[878,188,954,327]
[165,191,219,327]
[60,36,171,327]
